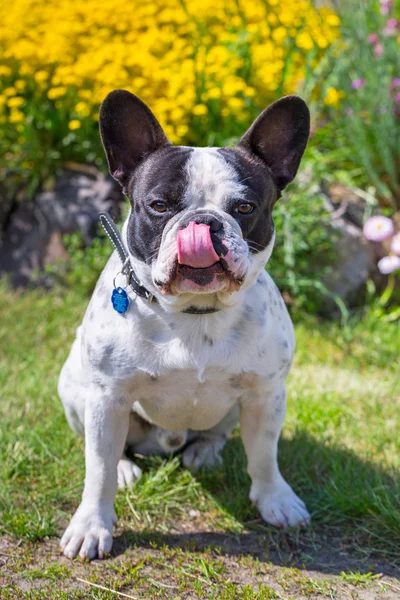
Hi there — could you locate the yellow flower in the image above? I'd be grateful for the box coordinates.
[324,87,345,108]
[192,104,208,116]
[47,87,66,100]
[68,119,81,130]
[34,70,49,83]
[176,125,189,138]
[78,90,92,100]
[3,87,17,97]
[9,109,25,123]
[272,27,287,43]
[228,97,245,110]
[74,102,91,117]
[7,96,24,108]
[326,14,340,26]
[0,0,340,143]
[297,32,313,50]
[206,87,221,100]
[0,65,12,77]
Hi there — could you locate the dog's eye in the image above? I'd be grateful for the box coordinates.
[235,202,255,215]
[151,201,168,213]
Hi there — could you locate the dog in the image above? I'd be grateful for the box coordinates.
[58,89,311,560]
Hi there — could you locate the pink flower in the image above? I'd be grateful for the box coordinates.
[368,33,379,44]
[363,216,394,242]
[384,18,398,36]
[392,78,400,88]
[391,233,400,255]
[374,43,384,57]
[386,18,397,28]
[380,0,391,15]
[352,78,366,89]
[378,255,400,274]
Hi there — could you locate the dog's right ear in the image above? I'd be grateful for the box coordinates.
[99,90,171,190]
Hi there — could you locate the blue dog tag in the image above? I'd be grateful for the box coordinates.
[111,287,130,314]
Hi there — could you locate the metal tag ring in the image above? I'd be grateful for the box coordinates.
[113,271,128,290]
[121,257,131,275]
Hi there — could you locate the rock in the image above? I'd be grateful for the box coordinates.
[0,166,123,286]
[323,183,366,229]
[327,215,371,303]
[322,183,371,308]
[0,181,16,235]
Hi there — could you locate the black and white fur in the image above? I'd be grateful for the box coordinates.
[58,90,310,560]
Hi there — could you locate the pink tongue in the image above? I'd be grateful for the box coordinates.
[177,222,219,268]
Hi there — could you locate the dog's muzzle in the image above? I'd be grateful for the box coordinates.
[154,212,247,296]
[177,221,220,268]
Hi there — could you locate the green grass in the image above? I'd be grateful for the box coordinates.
[0,283,399,598]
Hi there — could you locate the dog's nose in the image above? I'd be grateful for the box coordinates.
[188,214,223,233]
[207,217,223,233]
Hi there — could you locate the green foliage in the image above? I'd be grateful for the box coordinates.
[340,571,380,586]
[304,0,400,209]
[0,84,104,199]
[269,160,340,316]
[365,273,400,322]
[44,230,112,297]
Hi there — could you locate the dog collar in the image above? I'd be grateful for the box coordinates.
[99,212,219,314]
[99,212,156,303]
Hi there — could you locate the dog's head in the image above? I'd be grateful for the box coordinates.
[100,90,309,313]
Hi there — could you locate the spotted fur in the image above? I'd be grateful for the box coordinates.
[58,90,310,560]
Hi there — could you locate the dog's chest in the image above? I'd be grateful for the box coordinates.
[126,366,240,431]
[85,268,294,431]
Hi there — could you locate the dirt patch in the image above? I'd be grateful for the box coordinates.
[1,525,399,599]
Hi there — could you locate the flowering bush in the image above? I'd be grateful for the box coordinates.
[307,0,400,210]
[0,0,339,191]
[363,213,400,319]
[363,215,400,274]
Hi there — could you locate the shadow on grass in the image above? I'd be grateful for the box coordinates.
[116,431,400,577]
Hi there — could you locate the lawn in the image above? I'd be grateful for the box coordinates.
[0,283,399,599]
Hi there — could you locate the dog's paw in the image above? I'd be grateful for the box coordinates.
[60,503,117,560]
[117,457,142,489]
[182,437,225,470]
[250,478,310,529]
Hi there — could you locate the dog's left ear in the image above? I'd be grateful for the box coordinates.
[237,95,310,191]
[99,89,171,190]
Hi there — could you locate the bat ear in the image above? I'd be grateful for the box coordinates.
[237,95,310,191]
[99,90,171,190]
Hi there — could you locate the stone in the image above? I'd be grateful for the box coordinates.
[322,183,373,308]
[0,166,123,285]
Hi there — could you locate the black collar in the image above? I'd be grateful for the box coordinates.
[99,212,219,314]
[100,212,155,302]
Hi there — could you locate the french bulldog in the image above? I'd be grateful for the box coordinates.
[58,89,311,560]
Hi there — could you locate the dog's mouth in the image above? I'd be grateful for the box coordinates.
[176,261,226,293]
[155,221,245,296]
[158,259,243,295]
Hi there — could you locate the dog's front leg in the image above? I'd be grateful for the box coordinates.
[240,385,310,528]
[61,388,130,560]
